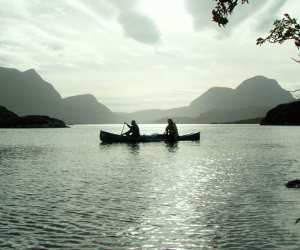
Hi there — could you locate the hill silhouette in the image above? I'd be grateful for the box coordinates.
[0,67,295,124]
[189,75,293,114]
[0,67,116,124]
[0,67,62,116]
[123,76,294,123]
[62,94,116,124]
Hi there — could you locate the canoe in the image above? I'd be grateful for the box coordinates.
[100,130,200,143]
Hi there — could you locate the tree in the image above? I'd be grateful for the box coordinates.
[212,0,300,51]
[212,0,249,26]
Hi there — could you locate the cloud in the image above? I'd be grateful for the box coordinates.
[118,10,160,44]
[108,0,161,44]
[67,0,161,45]
[44,42,64,51]
[0,54,13,65]
[80,0,116,19]
[255,0,288,32]
[184,0,215,30]
[184,0,285,34]
[0,0,298,112]
[109,0,139,11]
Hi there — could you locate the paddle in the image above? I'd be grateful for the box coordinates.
[120,122,126,135]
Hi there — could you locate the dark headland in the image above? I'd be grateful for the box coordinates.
[261,100,300,126]
[0,106,67,128]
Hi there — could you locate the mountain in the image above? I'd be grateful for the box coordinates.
[190,87,235,114]
[155,107,268,124]
[123,76,295,123]
[189,76,294,115]
[62,94,116,124]
[0,67,295,125]
[117,106,190,123]
[0,67,115,124]
[224,117,263,124]
[261,100,300,125]
[193,106,270,124]
[0,67,62,116]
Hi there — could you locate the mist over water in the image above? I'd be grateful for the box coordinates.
[1,124,300,249]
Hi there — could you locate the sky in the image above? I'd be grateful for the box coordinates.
[0,0,299,112]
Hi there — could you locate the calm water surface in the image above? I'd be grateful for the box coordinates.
[1,124,300,249]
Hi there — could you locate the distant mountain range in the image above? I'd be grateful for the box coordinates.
[0,66,295,124]
[0,67,116,124]
[122,75,295,123]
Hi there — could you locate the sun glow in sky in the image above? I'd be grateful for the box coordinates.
[0,0,299,111]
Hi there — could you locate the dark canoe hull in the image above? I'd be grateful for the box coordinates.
[100,130,200,143]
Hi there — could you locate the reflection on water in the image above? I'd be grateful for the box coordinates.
[100,142,141,154]
[0,125,300,249]
[165,141,178,153]
[126,143,140,154]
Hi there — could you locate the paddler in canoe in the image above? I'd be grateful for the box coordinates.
[165,118,179,141]
[122,120,140,137]
[100,118,199,143]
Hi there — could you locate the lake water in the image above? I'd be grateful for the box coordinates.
[1,124,300,249]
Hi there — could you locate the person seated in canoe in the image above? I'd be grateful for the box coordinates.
[123,120,140,137]
[165,118,179,141]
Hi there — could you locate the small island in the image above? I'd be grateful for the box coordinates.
[0,106,67,128]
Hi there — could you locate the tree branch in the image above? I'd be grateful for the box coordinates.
[212,1,300,59]
[212,0,249,26]
[257,14,300,49]
[288,89,300,93]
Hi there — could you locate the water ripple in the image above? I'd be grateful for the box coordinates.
[0,125,300,249]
